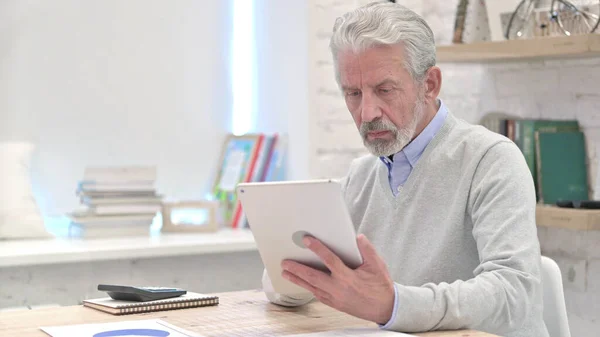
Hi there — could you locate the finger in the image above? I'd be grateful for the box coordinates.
[282,270,331,301]
[357,234,381,266]
[282,260,332,290]
[304,236,349,275]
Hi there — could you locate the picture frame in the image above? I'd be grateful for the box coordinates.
[161,200,219,233]
[211,133,263,226]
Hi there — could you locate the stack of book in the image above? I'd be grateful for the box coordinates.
[68,166,162,238]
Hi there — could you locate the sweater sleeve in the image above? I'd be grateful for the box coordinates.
[383,141,543,334]
[261,268,314,307]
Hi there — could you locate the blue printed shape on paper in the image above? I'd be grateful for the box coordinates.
[93,329,170,337]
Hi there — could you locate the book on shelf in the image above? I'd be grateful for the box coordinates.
[86,203,162,216]
[535,130,589,205]
[250,134,277,183]
[263,134,287,182]
[79,191,159,198]
[515,119,579,199]
[81,195,163,206]
[68,222,151,238]
[83,292,218,315]
[77,182,155,193]
[83,166,157,184]
[67,212,157,226]
[77,165,158,193]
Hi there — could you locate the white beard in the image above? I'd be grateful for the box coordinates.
[359,97,424,157]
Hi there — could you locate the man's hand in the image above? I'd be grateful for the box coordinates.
[281,234,395,325]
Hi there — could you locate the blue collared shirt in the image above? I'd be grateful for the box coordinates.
[379,99,449,197]
[379,99,448,330]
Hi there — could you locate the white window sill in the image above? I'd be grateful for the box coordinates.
[0,228,257,268]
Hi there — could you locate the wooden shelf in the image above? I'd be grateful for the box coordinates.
[437,34,600,63]
[536,205,600,231]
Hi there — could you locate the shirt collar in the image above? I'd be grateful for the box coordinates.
[379,99,448,167]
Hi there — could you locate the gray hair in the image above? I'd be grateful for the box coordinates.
[330,2,436,84]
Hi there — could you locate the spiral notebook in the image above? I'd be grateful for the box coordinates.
[83,292,219,315]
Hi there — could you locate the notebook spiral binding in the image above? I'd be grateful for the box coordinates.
[118,298,219,315]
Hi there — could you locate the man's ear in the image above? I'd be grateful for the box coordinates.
[424,66,442,100]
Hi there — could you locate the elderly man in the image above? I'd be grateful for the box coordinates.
[262,2,548,337]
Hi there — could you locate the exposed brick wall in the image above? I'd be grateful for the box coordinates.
[308,1,600,335]
[537,226,600,336]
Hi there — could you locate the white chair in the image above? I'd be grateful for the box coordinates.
[541,256,571,337]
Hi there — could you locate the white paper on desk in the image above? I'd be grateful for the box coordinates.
[41,319,205,337]
[284,328,416,336]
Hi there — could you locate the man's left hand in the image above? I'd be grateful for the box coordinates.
[281,234,395,325]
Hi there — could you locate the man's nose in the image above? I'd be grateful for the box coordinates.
[360,92,383,123]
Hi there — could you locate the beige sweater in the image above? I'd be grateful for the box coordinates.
[263,112,548,337]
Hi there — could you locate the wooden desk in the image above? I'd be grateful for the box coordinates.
[0,290,496,337]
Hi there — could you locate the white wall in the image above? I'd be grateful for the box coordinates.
[0,0,233,215]
[0,0,311,216]
[254,0,310,180]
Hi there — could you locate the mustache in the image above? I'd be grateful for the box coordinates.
[360,119,398,134]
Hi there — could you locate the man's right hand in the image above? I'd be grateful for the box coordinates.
[262,269,314,307]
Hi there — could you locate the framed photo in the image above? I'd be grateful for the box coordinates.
[211,134,263,226]
[161,201,219,233]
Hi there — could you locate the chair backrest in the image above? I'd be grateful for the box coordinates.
[541,256,571,337]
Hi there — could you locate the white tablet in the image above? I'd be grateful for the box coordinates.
[236,179,363,296]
